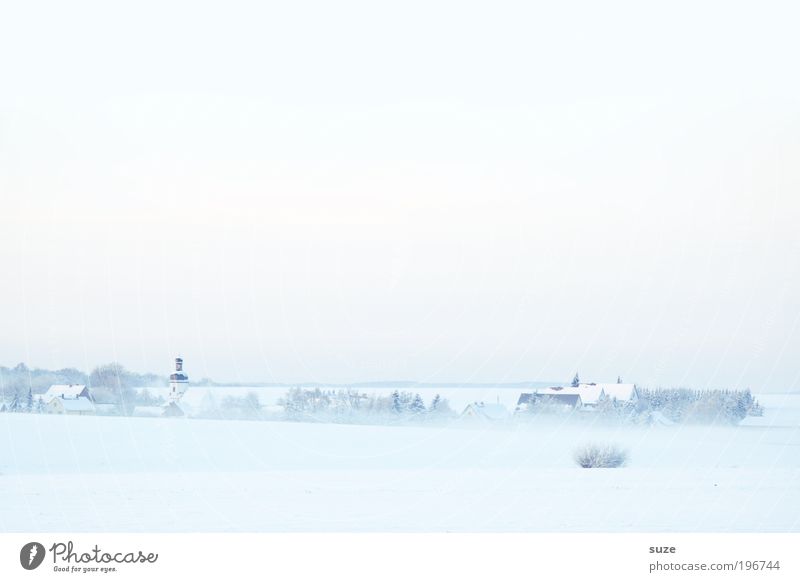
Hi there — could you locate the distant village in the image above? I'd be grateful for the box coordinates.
[0,377,640,420]
[0,362,763,426]
[462,374,640,422]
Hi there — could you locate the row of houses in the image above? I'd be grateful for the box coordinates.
[0,384,97,415]
[516,382,639,412]
[460,382,640,421]
[4,381,640,420]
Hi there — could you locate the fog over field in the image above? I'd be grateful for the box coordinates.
[1,394,797,532]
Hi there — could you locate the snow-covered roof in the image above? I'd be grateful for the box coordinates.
[535,386,576,395]
[461,402,510,420]
[536,385,604,405]
[536,393,583,407]
[53,397,95,412]
[44,384,88,399]
[585,383,637,401]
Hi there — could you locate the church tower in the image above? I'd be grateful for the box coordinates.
[168,357,189,404]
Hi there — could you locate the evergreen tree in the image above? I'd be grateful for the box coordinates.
[430,394,441,412]
[35,396,45,414]
[617,376,622,384]
[571,372,580,387]
[410,393,426,416]
[9,393,20,412]
[391,390,401,414]
[25,387,34,412]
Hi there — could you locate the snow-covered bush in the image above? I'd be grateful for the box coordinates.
[574,444,628,468]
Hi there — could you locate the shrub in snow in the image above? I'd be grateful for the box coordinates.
[574,444,628,468]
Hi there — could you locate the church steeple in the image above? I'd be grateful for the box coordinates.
[168,357,189,403]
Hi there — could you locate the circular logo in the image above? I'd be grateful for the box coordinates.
[20,542,46,570]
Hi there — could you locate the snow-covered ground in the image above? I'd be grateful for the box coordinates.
[1,394,798,532]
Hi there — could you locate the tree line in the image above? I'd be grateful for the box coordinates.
[278,387,455,424]
[522,387,763,425]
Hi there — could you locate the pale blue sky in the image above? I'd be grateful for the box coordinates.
[1,1,799,390]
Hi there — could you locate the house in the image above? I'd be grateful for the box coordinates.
[538,385,605,407]
[47,396,95,416]
[43,384,93,402]
[460,402,510,421]
[516,381,639,414]
[515,385,601,413]
[515,392,535,411]
[44,384,96,416]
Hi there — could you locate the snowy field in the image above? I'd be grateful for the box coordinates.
[1,394,798,532]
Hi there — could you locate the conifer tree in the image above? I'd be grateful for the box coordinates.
[410,393,426,416]
[391,390,401,414]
